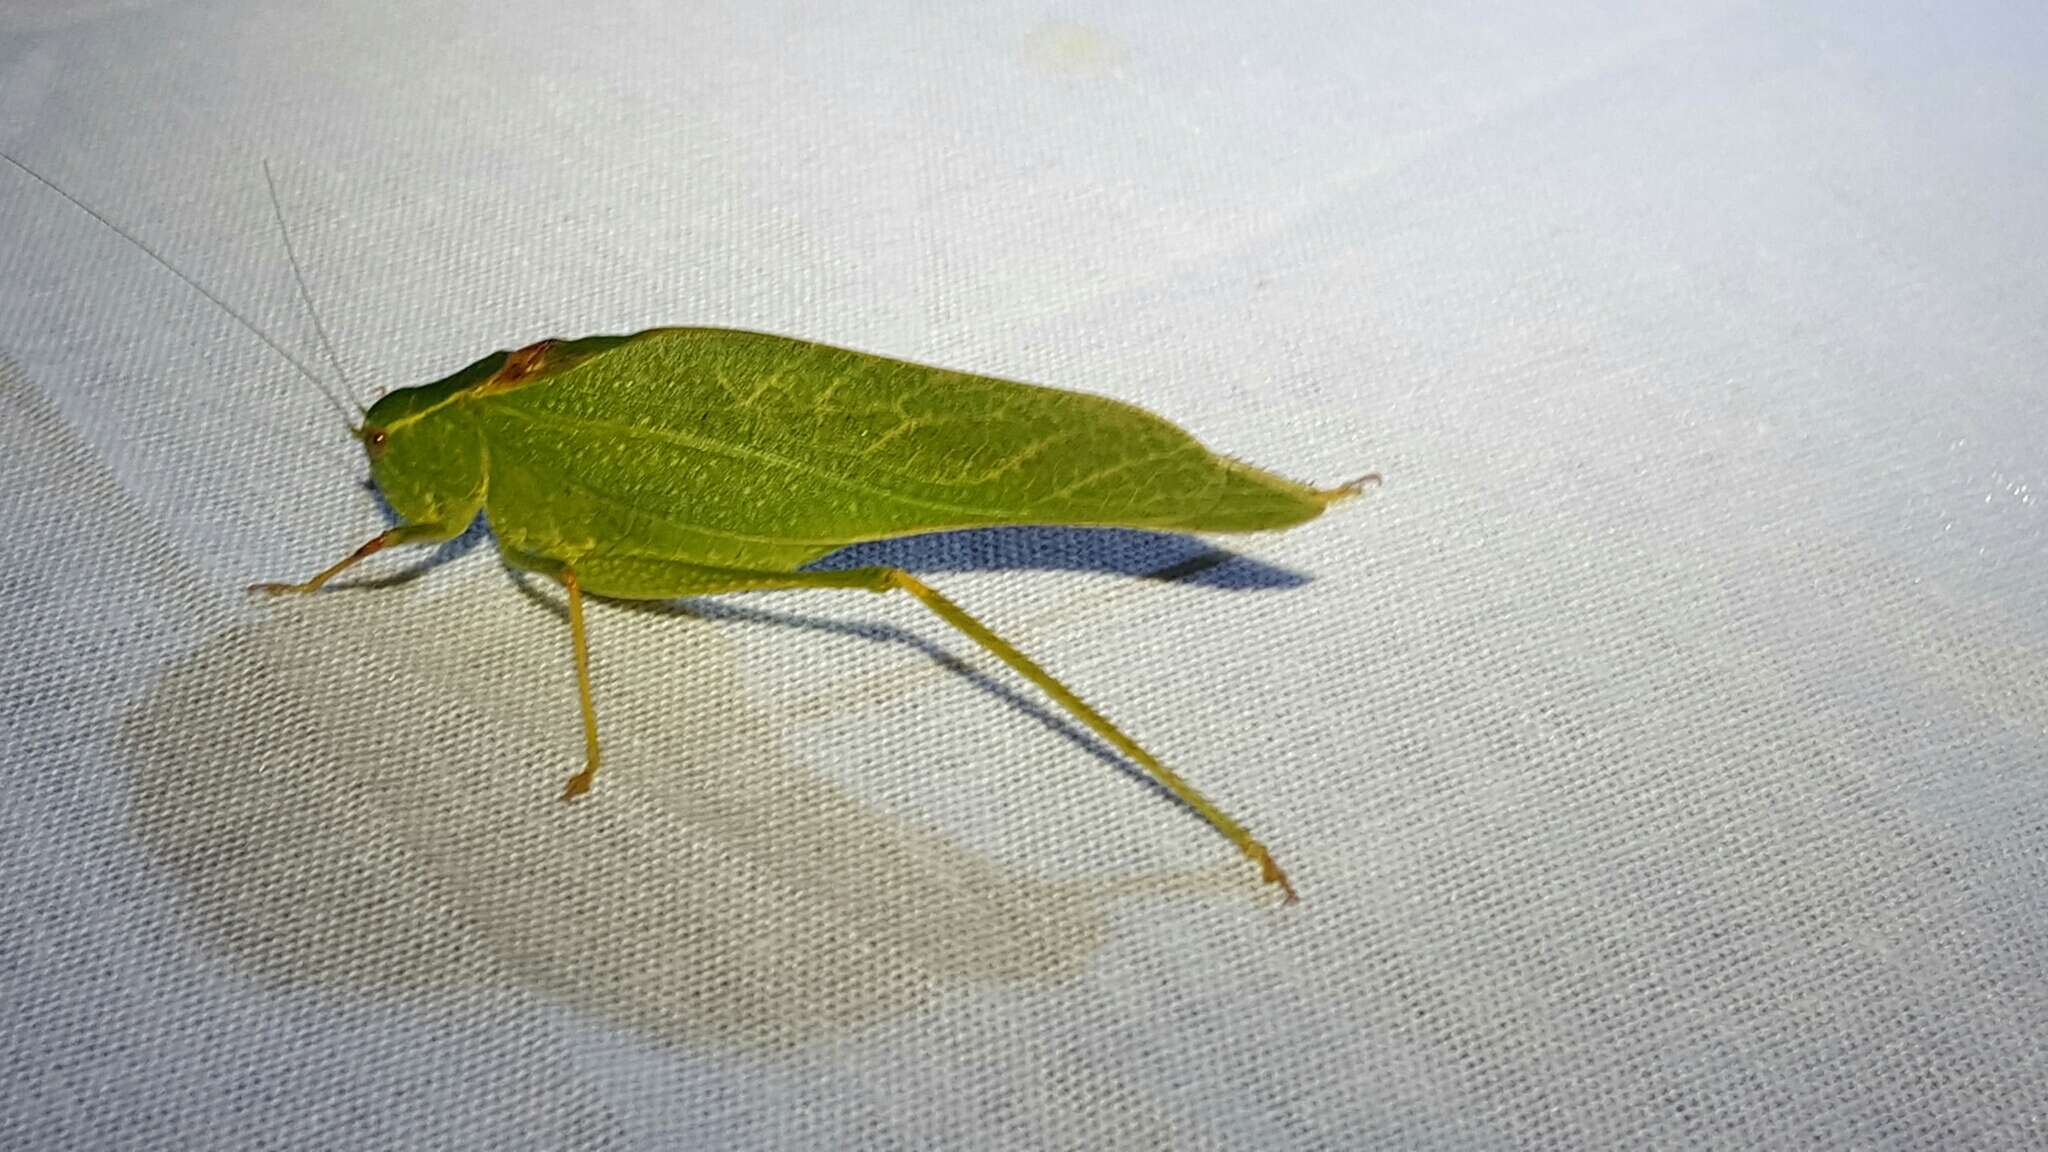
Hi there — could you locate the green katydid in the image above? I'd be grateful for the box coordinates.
[8,152,1375,903]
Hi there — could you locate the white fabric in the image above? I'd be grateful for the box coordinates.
[4,2,2044,1147]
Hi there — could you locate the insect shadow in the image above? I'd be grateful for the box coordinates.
[806,525,1310,590]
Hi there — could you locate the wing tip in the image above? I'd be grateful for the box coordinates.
[1316,471,1383,506]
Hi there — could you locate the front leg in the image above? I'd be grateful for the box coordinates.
[250,520,467,595]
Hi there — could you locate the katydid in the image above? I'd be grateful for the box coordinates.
[7,152,1375,903]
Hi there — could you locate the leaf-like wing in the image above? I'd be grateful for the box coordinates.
[475,328,1338,569]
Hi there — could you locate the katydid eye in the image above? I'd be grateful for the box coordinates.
[362,427,389,456]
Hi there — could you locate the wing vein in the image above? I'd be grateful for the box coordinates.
[486,402,1017,521]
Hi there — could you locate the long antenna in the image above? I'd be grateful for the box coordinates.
[262,158,358,406]
[0,149,360,430]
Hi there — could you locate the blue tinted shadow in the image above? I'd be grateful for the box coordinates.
[806,525,1307,590]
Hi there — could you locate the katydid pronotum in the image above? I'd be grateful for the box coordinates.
[6,152,1376,903]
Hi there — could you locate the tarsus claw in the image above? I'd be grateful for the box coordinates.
[1252,846,1299,904]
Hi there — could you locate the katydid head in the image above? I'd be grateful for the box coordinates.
[355,352,500,527]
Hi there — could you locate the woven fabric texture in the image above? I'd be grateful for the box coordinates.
[3,2,2043,1148]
